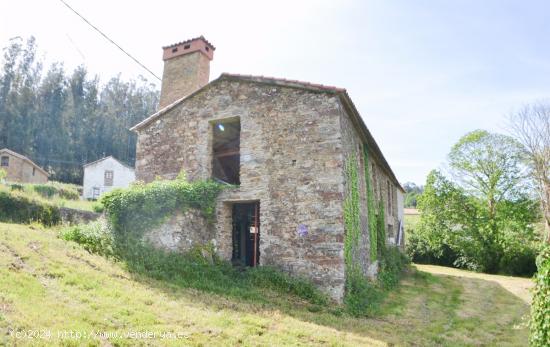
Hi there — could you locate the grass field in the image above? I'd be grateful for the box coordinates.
[0,222,532,346]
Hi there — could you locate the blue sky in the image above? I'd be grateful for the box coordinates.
[1,0,549,184]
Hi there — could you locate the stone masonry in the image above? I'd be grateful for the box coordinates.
[131,37,404,302]
[0,148,48,184]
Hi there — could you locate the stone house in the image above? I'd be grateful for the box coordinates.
[0,148,48,184]
[82,156,135,199]
[131,36,405,301]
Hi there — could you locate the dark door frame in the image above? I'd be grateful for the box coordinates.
[231,201,260,267]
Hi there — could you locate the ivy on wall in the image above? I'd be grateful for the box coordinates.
[363,148,378,261]
[343,155,361,282]
[101,177,225,250]
[377,198,386,259]
[343,145,410,316]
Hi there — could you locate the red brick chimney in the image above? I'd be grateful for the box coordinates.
[158,36,215,108]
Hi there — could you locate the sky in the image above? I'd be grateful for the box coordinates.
[1,0,549,185]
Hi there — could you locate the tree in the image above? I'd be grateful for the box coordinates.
[403,182,423,208]
[0,37,159,183]
[409,130,540,275]
[448,130,526,219]
[509,103,550,243]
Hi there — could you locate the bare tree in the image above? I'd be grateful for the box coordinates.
[509,102,550,243]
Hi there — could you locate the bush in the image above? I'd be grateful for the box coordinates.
[0,191,60,225]
[32,184,57,198]
[406,233,458,267]
[378,246,410,289]
[344,247,410,317]
[344,273,384,317]
[10,183,23,191]
[31,182,80,200]
[61,220,114,257]
[530,246,550,347]
[91,202,104,213]
[499,243,538,277]
[101,178,225,246]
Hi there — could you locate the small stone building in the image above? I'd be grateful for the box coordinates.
[131,37,405,301]
[82,156,135,199]
[0,148,48,184]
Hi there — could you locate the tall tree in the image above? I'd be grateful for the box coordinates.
[448,130,526,219]
[0,37,159,183]
[509,103,550,243]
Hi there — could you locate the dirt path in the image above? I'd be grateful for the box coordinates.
[415,264,534,304]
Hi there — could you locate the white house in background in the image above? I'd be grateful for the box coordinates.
[82,156,135,199]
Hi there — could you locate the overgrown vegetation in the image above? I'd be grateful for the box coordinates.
[1,222,531,346]
[363,148,378,261]
[0,180,93,212]
[408,130,542,276]
[69,177,329,306]
[61,220,114,257]
[343,151,409,316]
[100,177,224,245]
[530,246,550,346]
[30,181,80,200]
[61,219,329,307]
[0,190,60,225]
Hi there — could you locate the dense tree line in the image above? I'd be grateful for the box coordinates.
[408,130,542,275]
[0,37,159,183]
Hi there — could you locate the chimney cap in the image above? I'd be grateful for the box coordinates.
[162,36,215,61]
[162,35,215,50]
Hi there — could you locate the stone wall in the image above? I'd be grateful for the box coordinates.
[144,209,214,253]
[136,80,346,300]
[59,207,100,225]
[338,102,401,279]
[135,77,404,301]
[1,153,47,184]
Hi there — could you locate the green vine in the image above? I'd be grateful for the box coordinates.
[344,148,408,316]
[100,177,225,251]
[343,154,361,281]
[363,148,378,261]
[377,199,386,259]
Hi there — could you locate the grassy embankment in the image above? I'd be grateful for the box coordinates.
[0,222,531,346]
[0,182,95,211]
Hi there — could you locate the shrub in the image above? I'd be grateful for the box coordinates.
[32,184,57,198]
[0,191,60,225]
[499,243,537,277]
[31,182,80,200]
[91,201,104,213]
[344,272,384,316]
[100,178,225,248]
[530,246,550,347]
[378,246,410,290]
[10,183,23,191]
[64,222,329,305]
[60,220,114,257]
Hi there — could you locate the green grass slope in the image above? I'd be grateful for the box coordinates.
[0,223,530,346]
